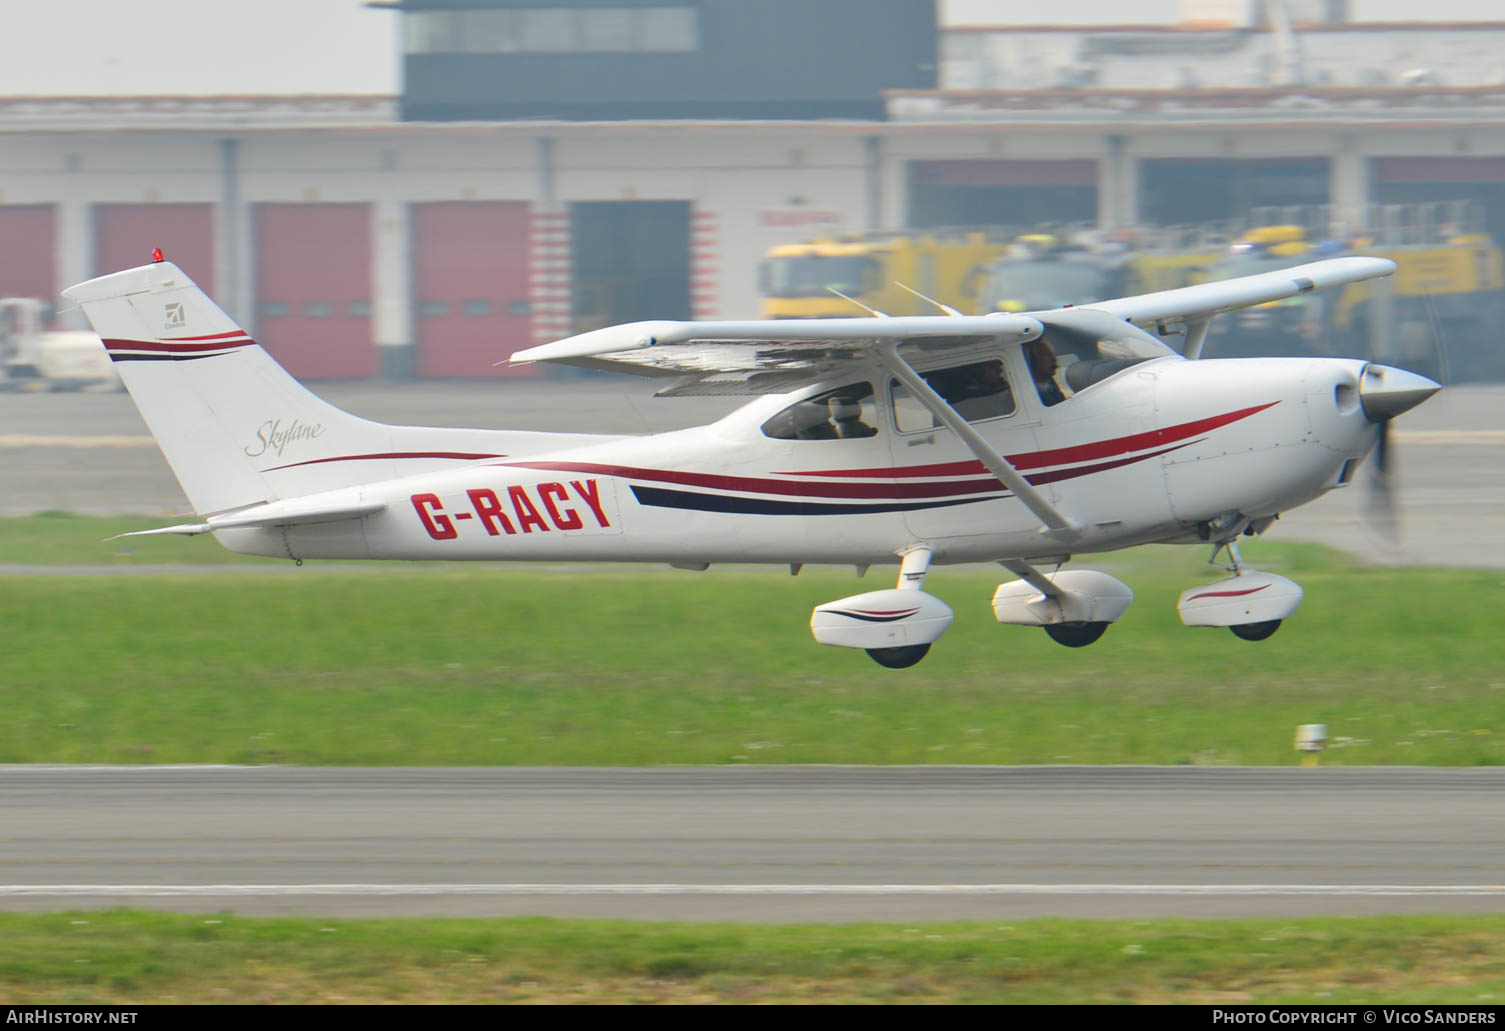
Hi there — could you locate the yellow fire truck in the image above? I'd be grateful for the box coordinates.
[1199,204,1505,381]
[758,230,1015,318]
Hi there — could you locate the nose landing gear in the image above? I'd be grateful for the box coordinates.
[1179,541,1302,641]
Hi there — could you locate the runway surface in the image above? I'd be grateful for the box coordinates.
[3,378,1502,568]
[3,766,1503,922]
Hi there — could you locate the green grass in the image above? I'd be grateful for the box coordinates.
[0,511,270,565]
[1,517,1503,766]
[1,911,1502,1004]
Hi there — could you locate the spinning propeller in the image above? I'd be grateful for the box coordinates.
[1358,363,1441,543]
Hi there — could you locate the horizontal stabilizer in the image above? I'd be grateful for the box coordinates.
[109,496,386,541]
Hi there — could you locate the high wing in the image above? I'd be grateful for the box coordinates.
[1083,254,1395,339]
[511,256,1396,390]
[510,314,1044,396]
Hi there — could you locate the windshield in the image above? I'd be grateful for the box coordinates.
[760,256,879,298]
[981,261,1115,312]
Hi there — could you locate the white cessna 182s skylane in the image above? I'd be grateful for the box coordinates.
[64,253,1438,668]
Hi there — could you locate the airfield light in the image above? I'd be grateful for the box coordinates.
[1294,724,1328,767]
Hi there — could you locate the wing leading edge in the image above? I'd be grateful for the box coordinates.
[509,256,1397,392]
[1085,255,1396,327]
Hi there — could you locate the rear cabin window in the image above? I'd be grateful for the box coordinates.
[891,358,1015,433]
[762,382,879,441]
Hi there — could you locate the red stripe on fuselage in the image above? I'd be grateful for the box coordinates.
[507,440,1196,502]
[260,451,508,473]
[502,461,1003,500]
[777,402,1279,479]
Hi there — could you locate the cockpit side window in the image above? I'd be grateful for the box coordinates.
[1036,316,1178,397]
[761,382,879,441]
[891,358,1015,432]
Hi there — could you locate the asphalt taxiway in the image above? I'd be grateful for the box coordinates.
[2,766,1501,921]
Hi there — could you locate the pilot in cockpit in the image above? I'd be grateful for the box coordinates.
[1026,338,1068,408]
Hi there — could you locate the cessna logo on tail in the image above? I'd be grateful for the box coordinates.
[164,302,185,329]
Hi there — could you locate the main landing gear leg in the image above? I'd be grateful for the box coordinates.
[865,548,934,669]
[993,558,1132,648]
[810,546,954,670]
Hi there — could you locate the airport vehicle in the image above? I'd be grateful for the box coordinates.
[759,230,1011,318]
[65,252,1435,668]
[977,230,1228,317]
[1197,207,1505,379]
[0,297,118,391]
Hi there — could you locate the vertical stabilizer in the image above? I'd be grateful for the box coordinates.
[63,260,395,515]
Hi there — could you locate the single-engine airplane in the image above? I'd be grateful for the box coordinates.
[64,252,1437,667]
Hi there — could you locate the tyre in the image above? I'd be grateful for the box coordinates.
[865,644,931,669]
[1043,621,1109,648]
[1229,619,1281,641]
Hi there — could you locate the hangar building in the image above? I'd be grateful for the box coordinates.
[0,0,1501,378]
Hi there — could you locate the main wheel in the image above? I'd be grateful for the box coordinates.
[1230,619,1281,641]
[1043,621,1109,648]
[866,644,931,669]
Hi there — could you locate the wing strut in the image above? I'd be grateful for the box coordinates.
[875,343,1083,539]
[1182,318,1210,360]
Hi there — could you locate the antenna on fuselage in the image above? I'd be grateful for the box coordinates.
[894,282,963,317]
[825,286,891,318]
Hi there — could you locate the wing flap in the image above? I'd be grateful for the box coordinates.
[511,315,1045,384]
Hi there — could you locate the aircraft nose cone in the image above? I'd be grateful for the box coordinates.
[1359,364,1441,422]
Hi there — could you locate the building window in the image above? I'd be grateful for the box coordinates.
[580,9,634,52]
[638,7,696,51]
[404,7,699,55]
[520,9,575,51]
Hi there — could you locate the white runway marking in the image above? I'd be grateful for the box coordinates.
[1393,429,1505,445]
[4,884,1504,897]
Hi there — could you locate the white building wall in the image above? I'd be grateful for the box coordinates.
[4,110,1505,360]
[943,26,1505,91]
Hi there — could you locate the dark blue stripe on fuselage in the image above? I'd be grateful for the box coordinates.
[630,485,1005,516]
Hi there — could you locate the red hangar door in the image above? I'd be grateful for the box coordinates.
[0,205,56,309]
[413,201,533,379]
[95,203,215,288]
[254,203,374,379]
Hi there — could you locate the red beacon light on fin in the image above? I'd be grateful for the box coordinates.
[151,247,164,263]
